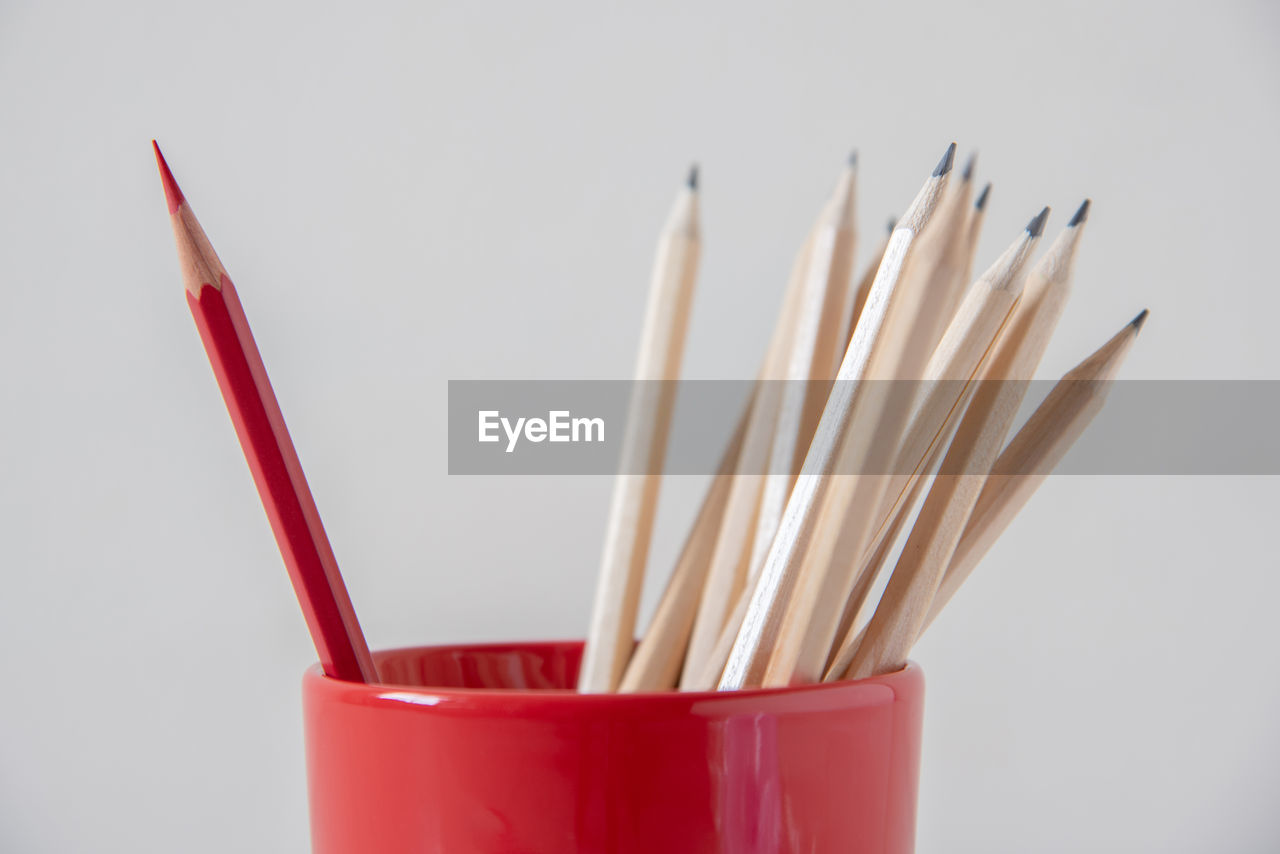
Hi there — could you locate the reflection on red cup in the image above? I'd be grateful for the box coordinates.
[303,641,924,853]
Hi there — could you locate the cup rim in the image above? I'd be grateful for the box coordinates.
[303,639,921,713]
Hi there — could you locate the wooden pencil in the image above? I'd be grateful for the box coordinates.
[720,143,955,690]
[918,309,1147,636]
[579,167,702,692]
[153,143,378,684]
[840,200,1092,681]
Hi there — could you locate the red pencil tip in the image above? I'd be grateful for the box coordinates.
[152,140,185,215]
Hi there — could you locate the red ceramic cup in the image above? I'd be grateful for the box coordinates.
[303,641,924,854]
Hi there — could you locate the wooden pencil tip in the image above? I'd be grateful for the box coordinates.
[975,182,992,212]
[1068,198,1091,227]
[687,163,699,191]
[886,215,897,233]
[961,152,976,182]
[1026,206,1050,237]
[848,149,858,169]
[1130,308,1149,332]
[152,140,185,215]
[932,142,957,177]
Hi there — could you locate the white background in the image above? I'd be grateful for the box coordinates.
[1,1,1278,851]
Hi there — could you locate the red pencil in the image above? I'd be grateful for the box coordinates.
[154,142,378,683]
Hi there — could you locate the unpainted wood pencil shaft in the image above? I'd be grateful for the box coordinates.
[843,217,895,356]
[689,584,750,690]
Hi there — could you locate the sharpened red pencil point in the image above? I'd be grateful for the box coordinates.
[152,141,185,214]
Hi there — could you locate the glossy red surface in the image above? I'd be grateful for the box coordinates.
[303,641,924,853]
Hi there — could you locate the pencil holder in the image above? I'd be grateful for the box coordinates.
[302,641,924,854]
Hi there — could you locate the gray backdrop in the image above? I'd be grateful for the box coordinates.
[1,1,1277,851]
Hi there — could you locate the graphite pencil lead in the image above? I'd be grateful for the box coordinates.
[1131,308,1150,331]
[933,142,957,177]
[152,141,185,214]
[848,149,859,168]
[887,215,897,233]
[961,152,976,182]
[687,164,699,191]
[975,182,992,212]
[1026,206,1050,237]
[1068,198,1091,227]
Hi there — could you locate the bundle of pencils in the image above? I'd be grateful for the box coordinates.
[583,142,1147,693]
[154,140,1144,693]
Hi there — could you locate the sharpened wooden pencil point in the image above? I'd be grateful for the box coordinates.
[975,183,991,211]
[1131,308,1149,330]
[1027,206,1050,237]
[1068,198,1091,227]
[933,142,957,176]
